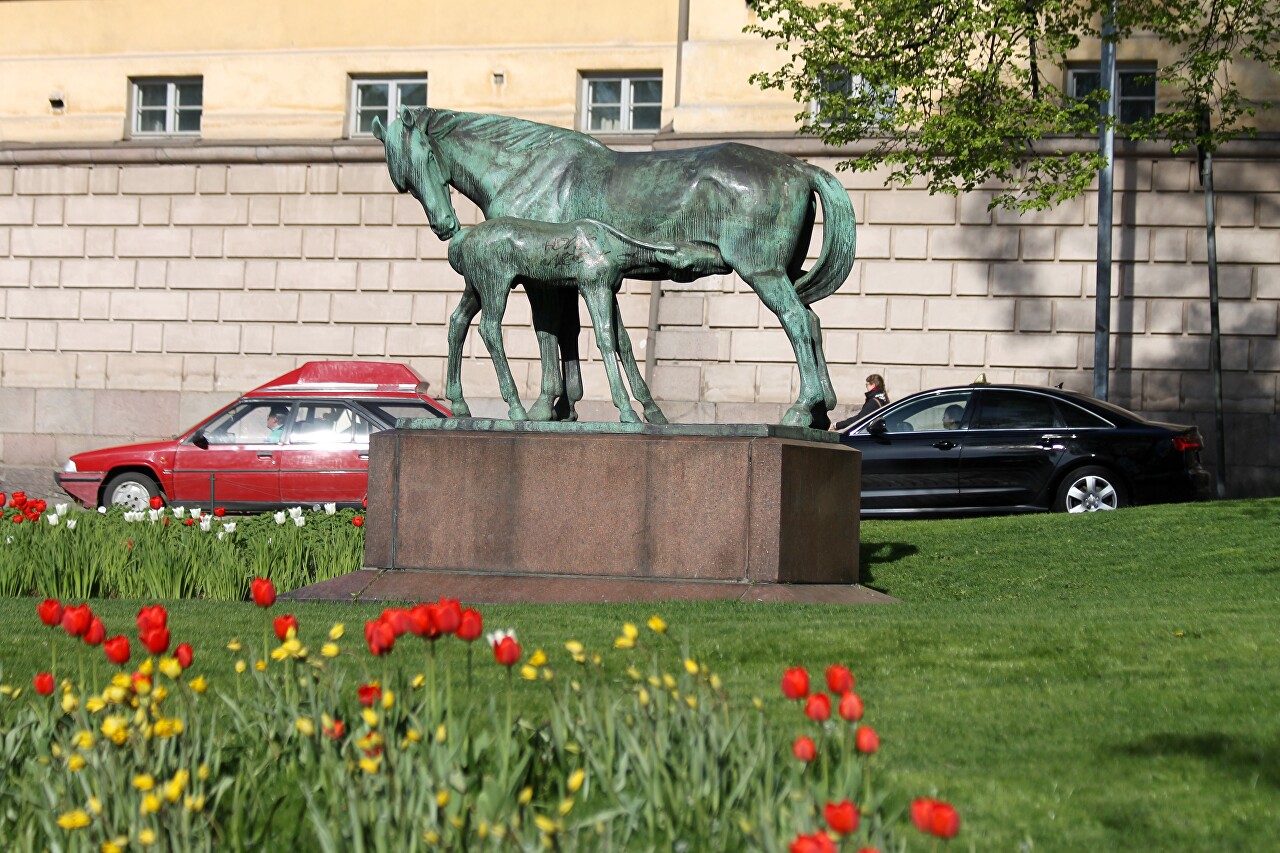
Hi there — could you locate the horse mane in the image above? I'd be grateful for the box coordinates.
[420,108,609,154]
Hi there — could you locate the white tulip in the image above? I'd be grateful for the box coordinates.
[223,522,237,533]
[199,518,212,532]
[273,511,286,525]
[65,519,77,530]
[293,516,305,528]
[190,507,201,519]
[97,506,107,514]
[217,531,225,541]
[46,513,60,526]
[55,503,69,516]
[288,506,303,520]
[324,503,337,516]
[173,506,186,519]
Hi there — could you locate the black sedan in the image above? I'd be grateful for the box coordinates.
[839,383,1212,516]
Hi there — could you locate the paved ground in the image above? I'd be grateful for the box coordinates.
[0,466,71,506]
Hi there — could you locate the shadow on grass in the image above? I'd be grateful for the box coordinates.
[1118,732,1279,789]
[857,541,919,592]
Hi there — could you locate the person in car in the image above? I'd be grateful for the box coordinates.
[834,374,891,430]
[266,406,289,443]
[942,404,965,430]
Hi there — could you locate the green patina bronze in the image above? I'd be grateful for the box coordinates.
[395,418,842,443]
[372,106,857,429]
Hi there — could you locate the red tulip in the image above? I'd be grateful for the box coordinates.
[136,604,168,633]
[456,608,483,641]
[856,848,882,853]
[825,664,855,695]
[184,517,195,526]
[365,618,395,656]
[273,614,298,640]
[11,491,26,507]
[61,604,93,637]
[83,617,106,646]
[213,507,226,517]
[804,693,831,722]
[357,683,382,707]
[789,831,837,853]
[377,608,411,637]
[250,577,276,608]
[792,735,817,762]
[0,492,5,506]
[361,496,368,508]
[824,800,860,835]
[838,691,864,722]
[33,672,55,695]
[140,626,170,655]
[11,515,23,524]
[492,636,521,667]
[406,604,437,638]
[149,495,163,510]
[911,798,960,839]
[175,642,194,668]
[132,671,151,693]
[163,517,170,527]
[33,499,47,513]
[352,515,364,527]
[37,598,63,627]
[323,717,346,739]
[103,635,131,665]
[781,667,810,700]
[854,725,879,754]
[433,597,462,634]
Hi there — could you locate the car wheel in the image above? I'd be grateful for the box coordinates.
[1054,466,1126,513]
[103,472,160,511]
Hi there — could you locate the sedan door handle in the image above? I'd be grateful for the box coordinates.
[932,440,956,451]
[257,451,275,459]
[358,452,369,460]
[1039,434,1068,449]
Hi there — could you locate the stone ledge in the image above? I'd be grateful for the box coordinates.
[283,567,899,605]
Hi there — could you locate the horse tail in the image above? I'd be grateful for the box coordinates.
[794,166,857,306]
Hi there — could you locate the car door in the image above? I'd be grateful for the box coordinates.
[842,390,974,510]
[278,402,374,506]
[958,389,1070,508]
[172,401,287,509]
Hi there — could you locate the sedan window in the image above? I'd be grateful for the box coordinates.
[199,402,291,445]
[288,404,372,444]
[1058,402,1113,429]
[855,391,973,434]
[358,400,444,426]
[972,391,1060,430]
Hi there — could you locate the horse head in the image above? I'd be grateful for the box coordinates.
[373,106,459,241]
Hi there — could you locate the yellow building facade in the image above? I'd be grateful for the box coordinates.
[2,0,1279,495]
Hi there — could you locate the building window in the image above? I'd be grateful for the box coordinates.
[131,78,202,136]
[349,75,428,137]
[1069,65,1157,125]
[580,73,662,133]
[810,71,896,129]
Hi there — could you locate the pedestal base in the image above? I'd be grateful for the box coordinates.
[363,423,861,595]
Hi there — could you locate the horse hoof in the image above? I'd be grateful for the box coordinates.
[619,410,642,425]
[509,406,529,421]
[451,401,471,418]
[781,407,812,428]
[644,407,669,425]
[527,400,555,421]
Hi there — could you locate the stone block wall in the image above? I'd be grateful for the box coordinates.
[1,141,1278,497]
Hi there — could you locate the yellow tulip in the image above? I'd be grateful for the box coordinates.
[328,623,345,640]
[613,635,635,650]
[662,673,676,689]
[85,696,106,712]
[152,685,168,702]
[435,724,447,743]
[138,659,154,676]
[684,658,699,675]
[138,828,157,846]
[638,688,650,706]
[625,666,642,681]
[55,809,91,829]
[140,794,161,814]
[270,647,288,661]
[255,660,267,672]
[359,755,381,773]
[558,798,574,815]
[710,674,722,690]
[132,773,155,791]
[381,689,394,710]
[321,643,339,658]
[164,770,189,802]
[361,708,379,727]
[234,660,247,674]
[296,717,316,737]
[197,763,210,781]
[564,640,584,655]
[74,730,95,749]
[60,693,78,713]
[189,675,208,694]
[685,695,698,709]
[436,790,450,807]
[411,673,425,688]
[226,639,242,651]
[534,815,559,834]
[158,658,182,679]
[87,797,102,815]
[67,754,86,771]
[520,664,538,681]
[646,614,667,634]
[184,794,206,812]
[518,786,533,805]
[528,649,547,667]
[622,622,638,640]
[103,836,129,853]
[568,768,585,793]
[104,686,127,704]
[111,673,131,689]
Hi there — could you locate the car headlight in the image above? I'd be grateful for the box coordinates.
[63,460,77,473]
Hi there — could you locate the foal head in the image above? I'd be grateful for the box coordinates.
[373,106,460,241]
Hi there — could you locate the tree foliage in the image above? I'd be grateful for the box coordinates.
[747,0,1280,210]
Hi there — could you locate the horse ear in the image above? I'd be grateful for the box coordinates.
[399,104,413,123]
[371,116,385,142]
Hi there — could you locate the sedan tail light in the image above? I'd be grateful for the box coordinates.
[1172,434,1202,452]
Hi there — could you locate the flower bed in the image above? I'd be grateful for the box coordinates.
[1,586,961,850]
[0,491,364,601]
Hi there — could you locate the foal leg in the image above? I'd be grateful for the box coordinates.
[580,282,640,423]
[611,293,667,424]
[741,269,826,428]
[807,307,835,430]
[475,277,528,421]
[555,292,583,422]
[445,283,481,417]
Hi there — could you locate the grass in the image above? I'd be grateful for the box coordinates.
[3,498,1277,850]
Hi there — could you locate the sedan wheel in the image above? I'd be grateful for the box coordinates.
[103,472,160,512]
[1055,466,1124,513]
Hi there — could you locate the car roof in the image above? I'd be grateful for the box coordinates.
[842,383,1145,429]
[244,360,428,399]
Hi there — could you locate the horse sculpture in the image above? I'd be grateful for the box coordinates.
[373,106,857,429]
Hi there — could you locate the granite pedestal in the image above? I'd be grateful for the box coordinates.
[354,421,863,603]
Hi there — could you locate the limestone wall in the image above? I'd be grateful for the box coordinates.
[1,142,1277,496]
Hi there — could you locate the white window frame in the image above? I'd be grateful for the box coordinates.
[1068,63,1157,125]
[579,72,663,134]
[130,77,202,137]
[809,72,896,129]
[348,75,429,138]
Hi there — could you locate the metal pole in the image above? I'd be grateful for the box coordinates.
[1093,5,1117,401]
[1199,147,1228,498]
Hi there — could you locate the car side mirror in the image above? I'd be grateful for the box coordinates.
[192,431,209,450]
[868,419,888,435]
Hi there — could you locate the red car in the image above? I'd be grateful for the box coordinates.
[56,361,450,511]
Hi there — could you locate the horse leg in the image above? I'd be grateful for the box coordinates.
[475,277,528,421]
[445,283,481,417]
[807,307,835,429]
[742,270,826,428]
[555,292,583,422]
[580,282,640,423]
[611,293,667,424]
[524,284,562,422]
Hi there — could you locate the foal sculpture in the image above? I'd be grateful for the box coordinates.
[373,106,857,429]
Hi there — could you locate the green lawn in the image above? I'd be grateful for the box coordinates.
[3,498,1277,850]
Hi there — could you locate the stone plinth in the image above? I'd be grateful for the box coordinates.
[363,422,860,596]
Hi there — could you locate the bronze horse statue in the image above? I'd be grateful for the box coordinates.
[373,106,857,429]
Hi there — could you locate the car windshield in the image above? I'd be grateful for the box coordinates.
[358,400,444,426]
[851,391,974,434]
